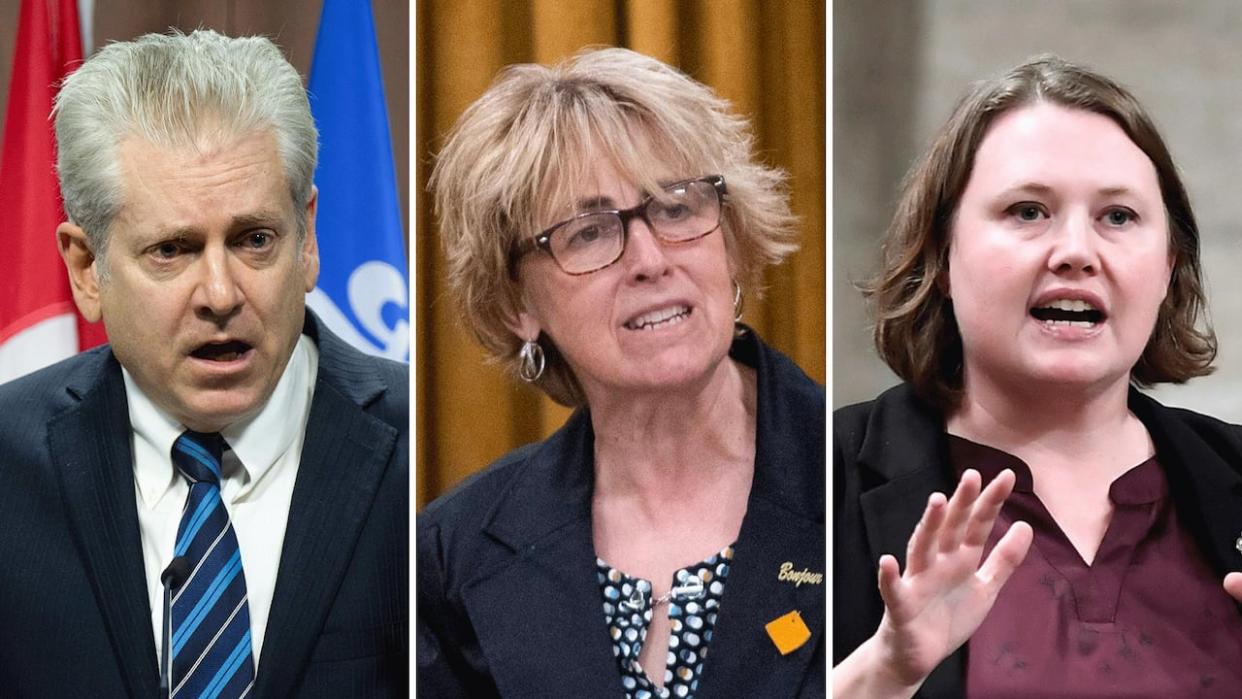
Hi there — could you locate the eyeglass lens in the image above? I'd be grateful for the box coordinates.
[549,179,721,274]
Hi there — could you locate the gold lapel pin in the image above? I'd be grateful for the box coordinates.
[777,561,824,587]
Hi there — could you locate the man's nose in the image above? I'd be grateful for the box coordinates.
[195,247,244,319]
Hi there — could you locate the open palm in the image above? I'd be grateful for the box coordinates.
[873,469,1033,687]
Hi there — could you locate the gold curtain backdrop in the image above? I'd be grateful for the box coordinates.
[416,0,825,508]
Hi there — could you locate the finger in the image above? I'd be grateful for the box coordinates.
[939,469,982,553]
[906,491,947,576]
[877,554,903,610]
[962,469,1017,547]
[977,520,1033,593]
[1224,572,1242,603]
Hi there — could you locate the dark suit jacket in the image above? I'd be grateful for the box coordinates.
[0,311,408,698]
[417,330,825,698]
[834,383,1242,698]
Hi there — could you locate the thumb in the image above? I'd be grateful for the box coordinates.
[1223,572,1242,603]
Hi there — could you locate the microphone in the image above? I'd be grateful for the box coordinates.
[159,557,191,699]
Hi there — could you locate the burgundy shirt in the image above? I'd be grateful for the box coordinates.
[950,436,1242,698]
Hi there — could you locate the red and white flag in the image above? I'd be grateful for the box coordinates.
[0,0,105,383]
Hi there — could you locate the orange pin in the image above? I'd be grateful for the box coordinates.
[765,610,811,655]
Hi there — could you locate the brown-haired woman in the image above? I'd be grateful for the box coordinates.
[835,55,1242,697]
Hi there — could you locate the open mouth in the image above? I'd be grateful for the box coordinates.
[624,305,692,331]
[190,340,253,362]
[1029,299,1106,328]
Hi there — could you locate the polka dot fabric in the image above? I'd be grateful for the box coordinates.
[595,544,735,699]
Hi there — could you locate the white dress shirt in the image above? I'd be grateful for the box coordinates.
[126,335,318,666]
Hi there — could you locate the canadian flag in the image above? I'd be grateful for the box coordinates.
[0,0,105,384]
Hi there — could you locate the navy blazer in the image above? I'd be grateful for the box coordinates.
[417,329,826,698]
[834,383,1242,698]
[0,311,408,698]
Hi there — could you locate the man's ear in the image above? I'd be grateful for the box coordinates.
[301,186,320,292]
[57,222,102,322]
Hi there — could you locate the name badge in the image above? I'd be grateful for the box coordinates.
[777,561,823,587]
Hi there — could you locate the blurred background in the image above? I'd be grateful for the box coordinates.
[0,0,408,221]
[835,0,1242,418]
[418,0,825,508]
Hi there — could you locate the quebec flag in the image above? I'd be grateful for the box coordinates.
[305,0,409,361]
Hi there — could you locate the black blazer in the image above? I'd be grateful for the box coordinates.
[0,311,408,698]
[418,330,825,698]
[834,383,1242,698]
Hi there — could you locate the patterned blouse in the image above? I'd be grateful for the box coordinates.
[595,544,735,699]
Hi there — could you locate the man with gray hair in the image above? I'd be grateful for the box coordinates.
[0,30,407,697]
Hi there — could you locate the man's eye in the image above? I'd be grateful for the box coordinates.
[154,242,182,259]
[242,231,273,249]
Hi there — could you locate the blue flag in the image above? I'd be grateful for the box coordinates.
[305,0,408,361]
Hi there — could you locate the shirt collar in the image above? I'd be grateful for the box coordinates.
[947,433,1167,505]
[126,334,318,505]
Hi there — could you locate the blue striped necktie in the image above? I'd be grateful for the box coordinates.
[169,431,256,698]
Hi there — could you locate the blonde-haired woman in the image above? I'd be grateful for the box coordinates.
[419,48,824,698]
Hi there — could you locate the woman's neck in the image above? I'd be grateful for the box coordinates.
[586,357,757,502]
[947,369,1152,486]
[950,374,1124,444]
[587,356,757,580]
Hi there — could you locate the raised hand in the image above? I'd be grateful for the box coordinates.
[834,469,1033,699]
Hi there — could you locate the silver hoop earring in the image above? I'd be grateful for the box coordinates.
[732,280,744,323]
[517,339,546,383]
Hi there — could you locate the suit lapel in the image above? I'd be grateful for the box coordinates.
[860,470,954,576]
[855,385,956,573]
[462,412,625,698]
[858,468,966,699]
[254,317,399,698]
[48,351,160,698]
[694,497,824,697]
[852,384,963,698]
[463,523,624,698]
[1132,392,1242,580]
[696,332,826,697]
